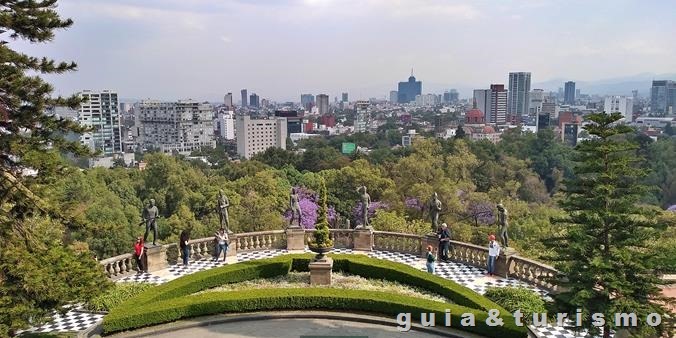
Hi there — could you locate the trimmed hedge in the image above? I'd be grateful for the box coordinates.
[86,282,153,312]
[106,254,526,337]
[484,287,546,324]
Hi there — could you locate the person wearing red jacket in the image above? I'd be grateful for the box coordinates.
[134,237,145,273]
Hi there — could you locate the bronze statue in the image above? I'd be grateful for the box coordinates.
[289,187,302,228]
[357,186,371,228]
[429,192,442,232]
[496,201,509,247]
[142,199,160,245]
[217,190,231,233]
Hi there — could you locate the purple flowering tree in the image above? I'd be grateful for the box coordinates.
[465,201,494,226]
[284,187,338,229]
[404,197,423,211]
[352,201,390,227]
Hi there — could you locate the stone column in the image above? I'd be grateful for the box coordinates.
[420,234,439,258]
[494,247,517,278]
[309,257,333,285]
[352,228,373,251]
[144,244,168,272]
[227,234,238,258]
[286,227,306,251]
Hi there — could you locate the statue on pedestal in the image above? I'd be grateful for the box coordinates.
[141,199,160,245]
[429,192,442,232]
[217,190,231,233]
[496,201,509,247]
[357,186,371,228]
[289,188,302,228]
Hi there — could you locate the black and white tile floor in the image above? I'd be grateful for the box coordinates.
[23,248,608,338]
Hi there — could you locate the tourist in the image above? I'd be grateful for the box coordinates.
[214,227,229,262]
[426,245,436,273]
[180,230,191,266]
[487,234,501,276]
[133,237,145,273]
[438,223,451,262]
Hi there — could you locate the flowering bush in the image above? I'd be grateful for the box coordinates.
[284,187,337,229]
[404,197,423,211]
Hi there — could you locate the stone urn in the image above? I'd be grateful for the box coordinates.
[308,244,334,261]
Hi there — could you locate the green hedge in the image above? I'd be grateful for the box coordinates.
[86,282,153,312]
[105,288,525,338]
[484,287,546,324]
[106,254,525,337]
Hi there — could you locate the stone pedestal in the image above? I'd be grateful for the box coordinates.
[494,247,517,278]
[353,227,373,251]
[421,234,439,258]
[286,227,306,251]
[144,244,168,273]
[227,234,237,258]
[309,257,333,285]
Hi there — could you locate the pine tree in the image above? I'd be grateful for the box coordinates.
[1,1,110,336]
[454,124,466,139]
[544,112,670,338]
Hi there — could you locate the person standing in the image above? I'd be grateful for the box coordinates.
[214,228,229,262]
[438,223,451,262]
[179,230,190,266]
[426,245,436,273]
[133,237,145,273]
[487,234,501,276]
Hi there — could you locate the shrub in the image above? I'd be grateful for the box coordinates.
[86,282,153,312]
[484,287,546,323]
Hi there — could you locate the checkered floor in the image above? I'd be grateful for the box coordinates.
[26,248,609,337]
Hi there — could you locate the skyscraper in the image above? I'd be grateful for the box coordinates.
[317,94,329,115]
[473,89,491,121]
[236,115,287,159]
[389,90,398,103]
[397,72,422,103]
[355,100,370,133]
[342,92,349,102]
[489,84,507,124]
[508,72,531,121]
[241,89,248,107]
[301,94,315,110]
[77,90,122,156]
[564,81,576,105]
[650,80,676,116]
[249,93,260,108]
[529,89,544,115]
[604,96,634,122]
[224,93,233,108]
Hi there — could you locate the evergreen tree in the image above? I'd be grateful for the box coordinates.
[544,112,670,338]
[1,1,110,335]
[454,124,466,139]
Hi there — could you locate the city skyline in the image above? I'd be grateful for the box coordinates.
[14,0,676,102]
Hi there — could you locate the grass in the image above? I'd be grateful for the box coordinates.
[199,272,454,304]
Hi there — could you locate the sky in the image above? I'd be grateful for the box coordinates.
[12,0,676,102]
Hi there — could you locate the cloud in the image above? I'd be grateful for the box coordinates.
[220,36,232,43]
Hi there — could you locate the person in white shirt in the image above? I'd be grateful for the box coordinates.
[214,228,229,262]
[487,234,501,276]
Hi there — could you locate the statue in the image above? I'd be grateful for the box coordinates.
[217,190,231,233]
[141,199,160,245]
[288,187,302,228]
[496,201,509,247]
[357,186,371,228]
[429,192,442,232]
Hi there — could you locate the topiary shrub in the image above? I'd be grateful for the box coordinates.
[86,282,153,312]
[483,287,546,323]
[308,180,333,249]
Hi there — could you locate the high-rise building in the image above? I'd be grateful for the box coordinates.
[542,100,556,119]
[529,89,544,115]
[389,90,398,103]
[442,89,459,104]
[236,115,287,159]
[215,110,235,140]
[650,80,676,116]
[604,96,634,121]
[224,93,233,108]
[508,72,531,121]
[241,89,248,107]
[397,72,422,103]
[355,100,370,133]
[77,90,122,156]
[489,84,507,124]
[317,94,329,115]
[415,94,440,106]
[249,93,260,108]
[134,100,215,155]
[473,89,491,121]
[564,81,575,105]
[342,92,349,102]
[301,94,315,110]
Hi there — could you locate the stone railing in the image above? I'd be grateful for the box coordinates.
[509,256,559,293]
[448,240,489,269]
[100,253,135,279]
[373,231,421,255]
[303,229,354,248]
[236,230,286,251]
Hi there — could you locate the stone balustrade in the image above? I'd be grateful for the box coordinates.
[373,231,421,255]
[448,240,489,269]
[509,255,559,293]
[100,253,135,279]
[303,229,354,248]
[236,230,286,251]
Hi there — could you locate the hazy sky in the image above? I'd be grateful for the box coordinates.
[13,0,676,101]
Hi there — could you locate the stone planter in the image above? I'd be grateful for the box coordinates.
[308,245,334,261]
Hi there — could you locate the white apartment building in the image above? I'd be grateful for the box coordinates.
[236,115,287,159]
[134,100,215,155]
[78,90,123,156]
[354,100,370,133]
[603,96,634,122]
[215,110,235,140]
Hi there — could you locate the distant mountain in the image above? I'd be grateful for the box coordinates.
[533,73,676,96]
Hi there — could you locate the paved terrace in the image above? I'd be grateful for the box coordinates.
[22,229,620,338]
